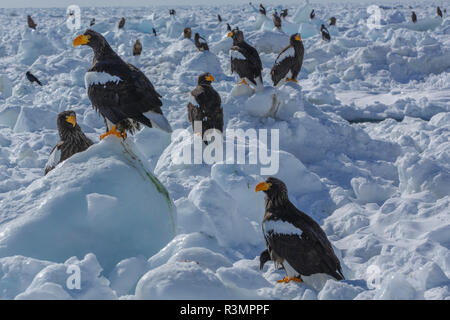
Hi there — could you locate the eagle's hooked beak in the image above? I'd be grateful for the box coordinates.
[73,34,90,47]
[295,34,302,41]
[255,182,271,192]
[205,74,215,82]
[227,32,233,37]
[65,115,76,127]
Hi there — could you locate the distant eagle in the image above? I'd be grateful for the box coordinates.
[133,39,142,56]
[90,18,96,26]
[228,28,263,87]
[45,111,93,175]
[187,73,223,144]
[194,33,209,51]
[218,14,222,22]
[152,28,157,36]
[273,10,282,30]
[411,11,417,23]
[280,9,288,19]
[26,71,42,86]
[256,177,345,283]
[169,9,176,16]
[437,6,443,18]
[73,29,172,140]
[227,23,232,32]
[27,15,37,30]
[310,9,315,19]
[321,24,331,41]
[271,33,304,86]
[259,4,266,16]
[184,27,192,39]
[118,17,126,29]
[329,16,336,26]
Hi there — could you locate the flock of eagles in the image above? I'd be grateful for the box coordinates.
[23,4,445,284]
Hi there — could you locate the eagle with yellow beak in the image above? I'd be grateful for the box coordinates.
[45,111,93,175]
[256,177,344,283]
[187,73,223,144]
[73,29,172,140]
[271,33,304,86]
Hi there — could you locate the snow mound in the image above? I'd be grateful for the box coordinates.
[247,30,290,54]
[0,138,176,273]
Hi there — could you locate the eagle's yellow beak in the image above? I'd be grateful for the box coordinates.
[205,74,215,82]
[295,34,302,41]
[73,34,90,47]
[227,32,233,37]
[255,181,271,192]
[65,115,76,127]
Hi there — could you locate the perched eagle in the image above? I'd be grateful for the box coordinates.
[329,16,336,26]
[411,11,417,23]
[27,15,37,30]
[273,10,282,30]
[90,18,96,27]
[437,6,443,18]
[194,33,209,51]
[73,29,172,140]
[169,9,176,16]
[118,17,126,29]
[321,24,331,41]
[226,23,232,32]
[218,14,222,22]
[184,27,192,39]
[259,4,266,16]
[271,33,304,86]
[228,28,263,87]
[133,39,142,56]
[45,111,93,175]
[152,28,157,37]
[256,177,345,283]
[280,9,288,19]
[187,73,223,144]
[310,9,315,20]
[26,71,42,86]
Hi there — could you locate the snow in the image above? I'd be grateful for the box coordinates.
[0,2,449,300]
[84,71,122,87]
[263,219,304,237]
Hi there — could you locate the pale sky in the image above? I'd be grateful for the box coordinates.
[0,0,406,9]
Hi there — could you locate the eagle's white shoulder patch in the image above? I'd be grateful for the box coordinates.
[45,146,61,172]
[263,219,303,237]
[188,93,198,106]
[230,49,246,60]
[85,71,122,88]
[276,47,295,63]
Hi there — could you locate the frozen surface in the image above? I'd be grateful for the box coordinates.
[0,2,449,300]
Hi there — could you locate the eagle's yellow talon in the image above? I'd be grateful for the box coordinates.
[277,276,303,283]
[100,125,123,140]
[238,78,248,85]
[286,78,298,83]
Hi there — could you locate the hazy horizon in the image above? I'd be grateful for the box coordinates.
[0,0,418,9]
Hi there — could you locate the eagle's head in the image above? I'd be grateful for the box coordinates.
[255,177,289,205]
[57,110,78,133]
[198,73,215,85]
[73,29,108,51]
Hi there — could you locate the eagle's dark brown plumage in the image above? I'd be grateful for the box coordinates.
[273,11,282,29]
[310,9,315,19]
[321,24,331,41]
[184,27,192,39]
[194,33,209,51]
[437,6,443,18]
[118,17,126,29]
[228,28,263,87]
[187,73,223,144]
[218,14,222,22]
[27,15,37,30]
[256,177,344,283]
[45,111,93,175]
[133,39,142,56]
[169,9,176,16]
[90,18,96,26]
[271,33,304,86]
[73,29,172,140]
[280,9,288,19]
[411,11,417,23]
